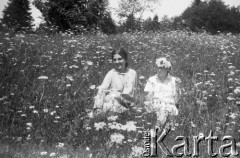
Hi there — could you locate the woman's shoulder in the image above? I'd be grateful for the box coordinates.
[169,75,181,84]
[147,75,158,82]
[107,69,116,74]
[127,68,137,75]
[175,77,181,84]
[128,68,137,73]
[104,69,116,77]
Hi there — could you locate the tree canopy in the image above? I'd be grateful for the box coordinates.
[33,0,116,34]
[181,0,240,34]
[1,0,34,33]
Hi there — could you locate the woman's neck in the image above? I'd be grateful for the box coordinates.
[158,74,168,82]
[117,67,127,73]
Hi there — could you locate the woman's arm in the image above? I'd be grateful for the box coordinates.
[97,70,112,94]
[94,70,112,109]
[174,77,182,106]
[144,77,154,101]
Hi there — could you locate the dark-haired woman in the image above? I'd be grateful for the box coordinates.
[93,48,137,115]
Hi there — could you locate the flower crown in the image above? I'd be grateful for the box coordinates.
[155,57,172,69]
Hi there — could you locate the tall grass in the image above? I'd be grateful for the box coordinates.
[0,31,240,157]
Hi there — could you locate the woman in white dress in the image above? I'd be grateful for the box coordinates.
[93,48,137,116]
[144,57,181,128]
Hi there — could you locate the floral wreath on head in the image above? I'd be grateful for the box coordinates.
[155,57,172,69]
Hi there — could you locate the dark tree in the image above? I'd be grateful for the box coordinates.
[87,0,106,28]
[33,0,109,32]
[1,0,34,33]
[181,0,240,34]
[121,13,141,32]
[159,15,172,31]
[142,15,160,32]
[100,12,116,34]
[142,17,154,32]
[152,15,160,31]
[193,0,201,6]
[206,0,230,34]
[181,0,208,32]
[227,6,240,33]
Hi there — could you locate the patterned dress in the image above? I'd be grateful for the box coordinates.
[144,74,181,125]
[94,68,137,113]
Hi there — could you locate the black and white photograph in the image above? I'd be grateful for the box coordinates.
[0,0,240,157]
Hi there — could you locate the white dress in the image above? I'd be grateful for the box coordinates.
[144,74,181,124]
[94,68,137,113]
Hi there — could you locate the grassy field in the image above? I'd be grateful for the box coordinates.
[0,31,240,157]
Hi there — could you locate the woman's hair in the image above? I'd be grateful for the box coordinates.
[111,48,129,67]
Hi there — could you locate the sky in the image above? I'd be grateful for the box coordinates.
[0,0,240,27]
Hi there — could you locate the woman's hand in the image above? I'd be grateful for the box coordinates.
[95,108,102,114]
[115,94,135,109]
[147,92,154,100]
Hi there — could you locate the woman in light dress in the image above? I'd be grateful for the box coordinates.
[93,48,137,116]
[144,57,181,128]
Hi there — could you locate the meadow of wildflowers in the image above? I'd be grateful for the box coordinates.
[0,31,240,157]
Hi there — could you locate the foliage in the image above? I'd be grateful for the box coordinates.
[181,0,208,32]
[1,31,240,157]
[181,0,240,34]
[34,23,59,35]
[116,0,159,33]
[100,12,117,35]
[33,0,113,33]
[1,0,34,33]
[116,0,158,20]
[159,15,174,31]
[142,15,160,32]
[141,15,177,32]
[119,13,142,33]
[116,0,240,34]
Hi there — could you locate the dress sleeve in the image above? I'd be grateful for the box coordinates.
[174,77,182,103]
[144,77,154,101]
[98,70,112,93]
[144,77,154,93]
[94,70,112,109]
[175,77,181,92]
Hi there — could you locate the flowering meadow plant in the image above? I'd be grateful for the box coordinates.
[0,31,240,157]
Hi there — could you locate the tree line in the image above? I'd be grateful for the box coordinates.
[0,0,240,34]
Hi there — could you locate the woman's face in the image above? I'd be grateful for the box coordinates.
[157,67,168,78]
[113,54,126,72]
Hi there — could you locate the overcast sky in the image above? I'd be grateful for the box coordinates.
[1,0,240,27]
